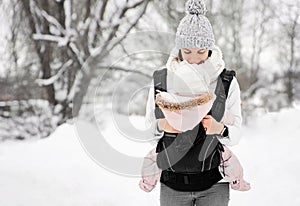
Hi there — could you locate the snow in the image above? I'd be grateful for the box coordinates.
[0,108,300,205]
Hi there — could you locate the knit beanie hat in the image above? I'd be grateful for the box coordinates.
[175,0,215,50]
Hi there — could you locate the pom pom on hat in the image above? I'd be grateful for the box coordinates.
[176,0,215,50]
[185,0,207,15]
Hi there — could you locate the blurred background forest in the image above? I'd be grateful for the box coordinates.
[0,0,299,141]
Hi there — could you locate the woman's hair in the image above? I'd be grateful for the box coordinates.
[177,49,212,61]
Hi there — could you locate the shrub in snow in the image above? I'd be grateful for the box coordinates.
[0,100,58,141]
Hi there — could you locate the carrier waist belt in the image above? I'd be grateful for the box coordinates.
[160,167,223,191]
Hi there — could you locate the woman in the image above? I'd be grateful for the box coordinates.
[145,0,243,205]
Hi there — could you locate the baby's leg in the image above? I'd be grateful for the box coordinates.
[139,148,162,192]
[220,146,251,191]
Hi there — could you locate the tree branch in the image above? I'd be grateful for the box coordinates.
[107,2,149,53]
[98,65,151,78]
[64,0,72,31]
[39,9,66,35]
[32,33,66,43]
[91,0,150,58]
[36,59,73,86]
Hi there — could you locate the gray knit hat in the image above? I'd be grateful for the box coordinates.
[175,0,215,50]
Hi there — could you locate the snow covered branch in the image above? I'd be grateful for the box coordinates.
[126,0,145,9]
[29,0,42,34]
[35,59,73,86]
[39,9,66,35]
[98,65,151,78]
[94,0,106,23]
[32,33,67,45]
[90,0,150,57]
[88,0,108,49]
[109,3,148,51]
[68,42,85,65]
[64,0,72,32]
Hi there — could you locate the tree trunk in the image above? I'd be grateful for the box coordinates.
[21,0,56,104]
[287,34,295,106]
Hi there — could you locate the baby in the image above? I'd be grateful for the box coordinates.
[139,57,250,192]
[155,57,214,132]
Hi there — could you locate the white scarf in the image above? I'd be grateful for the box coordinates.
[167,59,211,97]
[166,46,225,84]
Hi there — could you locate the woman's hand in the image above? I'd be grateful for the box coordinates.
[201,115,224,135]
[157,119,181,133]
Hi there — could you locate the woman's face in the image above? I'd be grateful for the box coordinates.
[181,48,209,64]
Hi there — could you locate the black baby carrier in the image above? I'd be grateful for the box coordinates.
[153,68,235,191]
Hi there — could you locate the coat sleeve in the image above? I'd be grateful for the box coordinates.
[218,77,242,146]
[145,80,164,139]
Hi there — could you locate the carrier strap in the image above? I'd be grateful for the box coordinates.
[153,68,167,119]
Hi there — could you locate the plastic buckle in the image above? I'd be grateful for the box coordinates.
[223,76,231,82]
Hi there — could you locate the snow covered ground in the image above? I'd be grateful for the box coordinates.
[0,108,300,206]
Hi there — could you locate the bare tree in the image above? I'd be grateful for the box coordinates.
[211,0,245,70]
[241,0,274,99]
[1,0,42,100]
[15,0,151,122]
[272,0,300,105]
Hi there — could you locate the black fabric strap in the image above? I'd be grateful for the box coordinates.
[160,167,223,191]
[210,69,236,122]
[220,69,236,97]
[153,68,167,119]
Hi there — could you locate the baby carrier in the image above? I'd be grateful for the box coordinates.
[153,68,235,191]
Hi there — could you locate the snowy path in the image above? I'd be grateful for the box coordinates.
[0,109,300,206]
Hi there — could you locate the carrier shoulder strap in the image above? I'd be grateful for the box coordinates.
[210,69,236,122]
[220,69,236,97]
[153,68,167,119]
[153,68,235,121]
